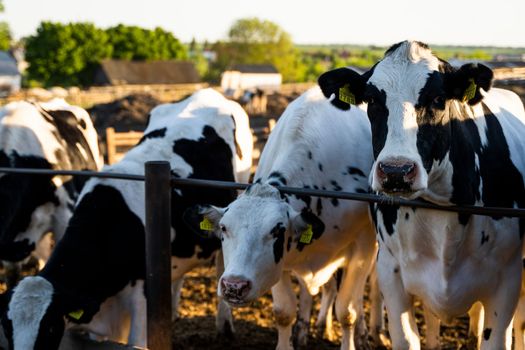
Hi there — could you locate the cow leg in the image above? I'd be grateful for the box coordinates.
[315,276,337,341]
[127,280,147,348]
[368,266,389,348]
[171,277,184,321]
[294,278,312,348]
[467,302,484,349]
[423,305,440,350]
[272,271,296,350]
[336,232,377,350]
[480,260,521,350]
[377,248,420,350]
[215,250,234,337]
[514,293,525,350]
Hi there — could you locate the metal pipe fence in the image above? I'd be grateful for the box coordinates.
[0,165,525,350]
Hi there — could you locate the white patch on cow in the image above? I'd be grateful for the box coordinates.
[8,276,54,350]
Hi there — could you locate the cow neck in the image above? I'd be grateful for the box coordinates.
[39,184,145,313]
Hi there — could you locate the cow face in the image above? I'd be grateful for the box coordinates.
[0,152,58,262]
[318,41,493,197]
[184,183,323,306]
[1,277,64,350]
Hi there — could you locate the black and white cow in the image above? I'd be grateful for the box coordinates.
[186,86,379,350]
[0,88,253,349]
[318,40,525,350]
[0,99,102,284]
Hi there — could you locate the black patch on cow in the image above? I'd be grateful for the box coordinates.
[347,167,366,177]
[355,188,368,194]
[481,230,489,245]
[286,236,292,252]
[483,328,492,341]
[268,171,287,186]
[394,267,399,273]
[318,163,323,172]
[316,198,323,216]
[377,227,384,241]
[295,186,312,210]
[377,204,399,236]
[41,108,98,171]
[295,209,325,252]
[38,184,145,326]
[307,151,313,160]
[523,258,525,268]
[331,180,342,191]
[138,127,167,144]
[364,85,389,159]
[331,198,339,207]
[229,114,243,160]
[0,152,59,262]
[172,125,236,259]
[270,223,286,263]
[384,41,405,56]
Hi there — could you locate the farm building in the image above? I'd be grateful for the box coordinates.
[93,59,201,85]
[0,51,21,96]
[221,64,282,98]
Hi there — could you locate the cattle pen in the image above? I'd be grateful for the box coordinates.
[0,162,524,350]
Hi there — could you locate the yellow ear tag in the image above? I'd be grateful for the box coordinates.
[462,79,477,102]
[68,309,84,320]
[199,217,214,231]
[299,224,314,244]
[338,84,356,105]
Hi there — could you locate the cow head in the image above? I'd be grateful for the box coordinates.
[184,183,324,306]
[0,152,59,262]
[318,40,493,198]
[0,276,98,350]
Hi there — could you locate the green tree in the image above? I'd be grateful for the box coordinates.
[212,18,305,82]
[0,0,11,51]
[106,25,187,60]
[25,22,112,86]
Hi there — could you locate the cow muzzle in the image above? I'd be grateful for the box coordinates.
[376,159,418,194]
[220,276,252,306]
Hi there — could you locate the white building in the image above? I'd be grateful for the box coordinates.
[221,64,281,98]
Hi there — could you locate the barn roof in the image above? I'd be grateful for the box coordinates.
[0,51,20,76]
[94,60,201,85]
[230,64,279,74]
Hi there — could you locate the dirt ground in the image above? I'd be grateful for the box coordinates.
[173,266,472,350]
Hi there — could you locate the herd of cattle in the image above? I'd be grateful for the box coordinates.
[0,40,522,350]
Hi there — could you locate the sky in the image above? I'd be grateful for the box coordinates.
[3,0,525,48]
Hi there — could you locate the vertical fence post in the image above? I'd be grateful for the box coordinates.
[145,161,172,350]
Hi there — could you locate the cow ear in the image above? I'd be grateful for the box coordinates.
[182,205,224,239]
[318,67,367,110]
[290,209,325,245]
[445,63,493,105]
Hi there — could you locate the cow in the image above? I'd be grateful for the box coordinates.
[0,99,102,286]
[318,40,525,350]
[185,86,379,350]
[0,88,253,349]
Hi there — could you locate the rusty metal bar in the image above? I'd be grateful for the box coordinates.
[0,167,145,181]
[144,161,172,350]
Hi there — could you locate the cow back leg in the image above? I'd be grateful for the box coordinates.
[126,280,147,348]
[215,250,234,337]
[423,305,440,350]
[479,259,521,350]
[377,248,420,350]
[315,276,337,342]
[335,229,377,350]
[171,277,184,321]
[368,266,389,348]
[467,302,484,349]
[272,271,297,350]
[294,278,313,348]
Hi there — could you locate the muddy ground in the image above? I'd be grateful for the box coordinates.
[173,267,472,350]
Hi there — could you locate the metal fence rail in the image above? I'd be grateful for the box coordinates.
[0,165,525,350]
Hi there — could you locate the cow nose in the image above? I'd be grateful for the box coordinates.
[220,277,251,303]
[376,160,417,192]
